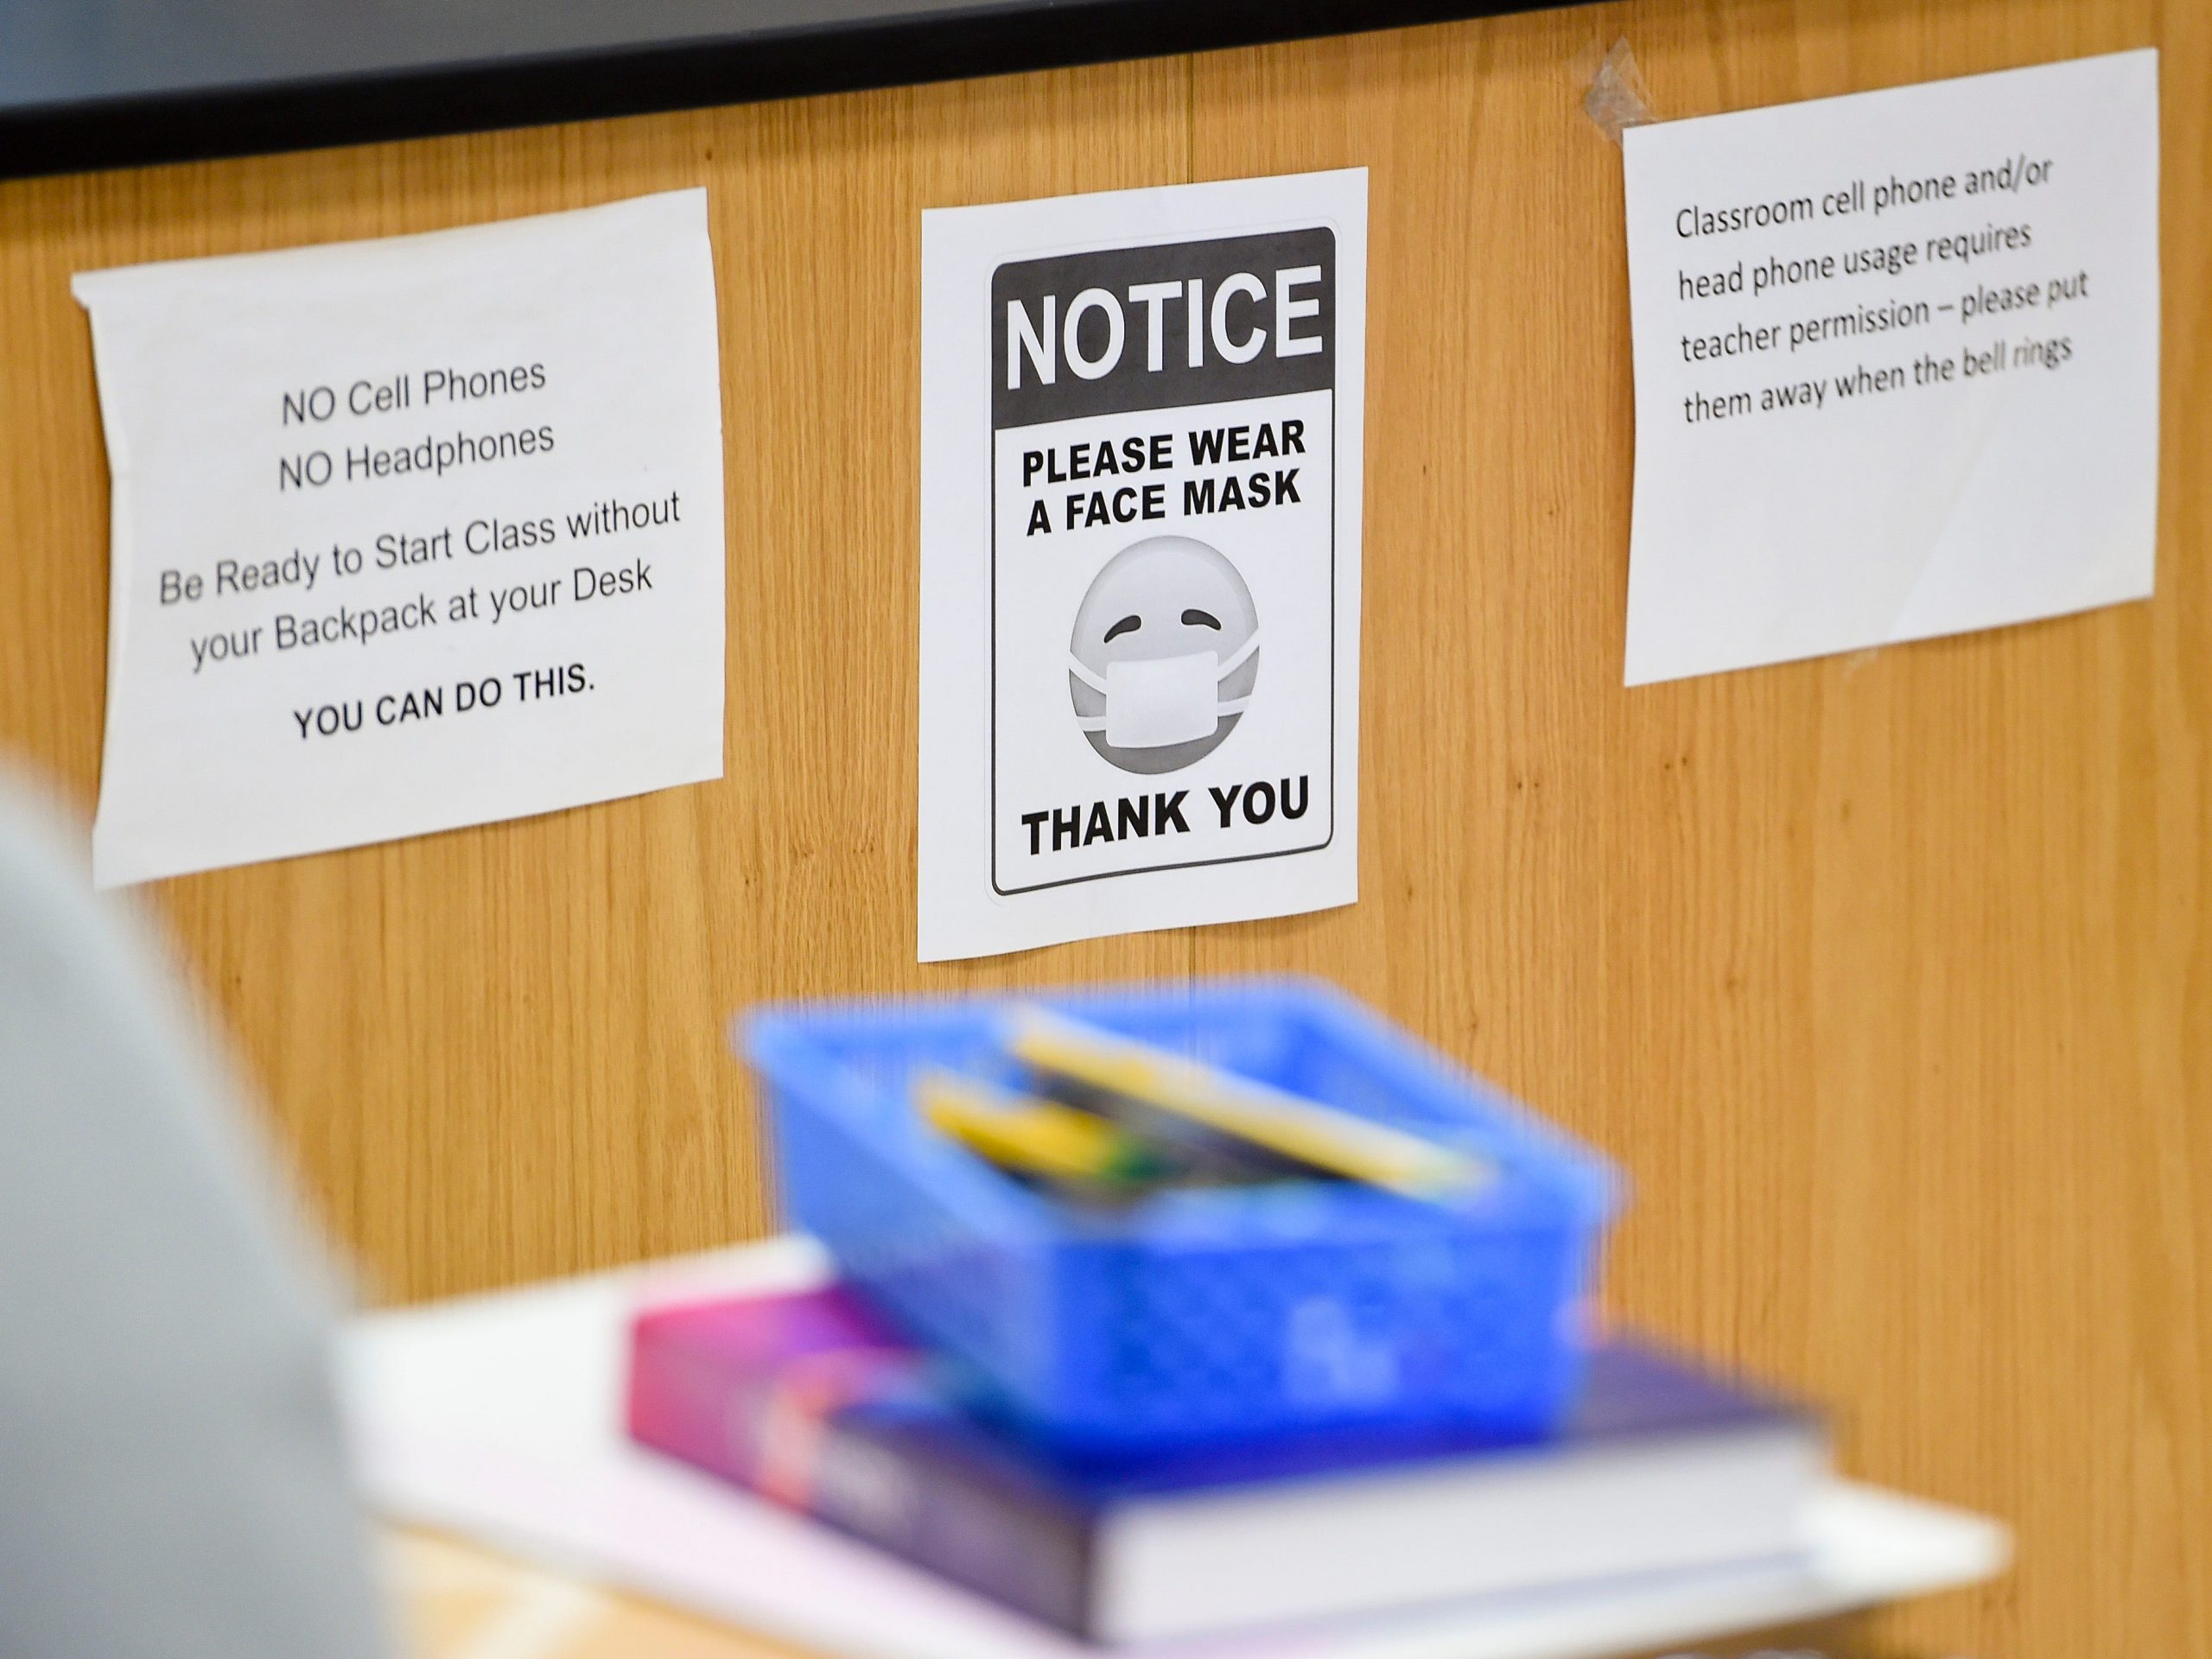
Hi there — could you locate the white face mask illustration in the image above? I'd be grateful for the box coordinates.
[1068,630,1260,749]
[1065,536,1262,774]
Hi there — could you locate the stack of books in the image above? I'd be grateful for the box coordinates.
[625,991,1834,1645]
[626,1282,1827,1646]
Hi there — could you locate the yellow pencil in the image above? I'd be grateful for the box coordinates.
[918,1069,1164,1188]
[1006,1008,1495,1201]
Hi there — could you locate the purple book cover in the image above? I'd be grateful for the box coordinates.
[626,1285,1808,1639]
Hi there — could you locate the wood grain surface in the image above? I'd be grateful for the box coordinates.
[0,3,2204,1656]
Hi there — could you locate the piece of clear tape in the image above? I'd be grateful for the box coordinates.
[1583,37,1658,144]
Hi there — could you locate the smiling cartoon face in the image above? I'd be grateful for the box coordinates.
[1067,535,1259,774]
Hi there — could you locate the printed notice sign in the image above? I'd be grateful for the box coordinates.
[75,190,725,886]
[918,170,1366,961]
[1623,51,2159,685]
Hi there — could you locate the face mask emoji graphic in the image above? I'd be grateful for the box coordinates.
[1067,535,1259,775]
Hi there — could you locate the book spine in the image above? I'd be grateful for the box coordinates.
[626,1325,1097,1637]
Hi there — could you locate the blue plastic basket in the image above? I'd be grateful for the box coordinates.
[741,980,1621,1448]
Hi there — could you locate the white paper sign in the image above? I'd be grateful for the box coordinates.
[74,190,726,886]
[918,170,1366,962]
[1623,50,2159,686]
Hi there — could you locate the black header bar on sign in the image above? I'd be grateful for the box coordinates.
[991,228,1335,429]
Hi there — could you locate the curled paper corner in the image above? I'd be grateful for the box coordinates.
[1583,38,1659,143]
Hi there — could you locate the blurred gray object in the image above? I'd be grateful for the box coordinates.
[0,774,387,1659]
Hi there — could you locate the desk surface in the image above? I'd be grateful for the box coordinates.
[395,1529,788,1659]
[388,1529,1874,1659]
[347,1238,2009,1659]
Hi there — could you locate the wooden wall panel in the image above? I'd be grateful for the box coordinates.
[0,3,2205,1655]
[1188,6,2210,1656]
[0,59,1200,1296]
